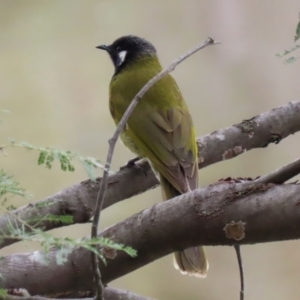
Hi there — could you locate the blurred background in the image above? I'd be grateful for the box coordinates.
[1,1,300,299]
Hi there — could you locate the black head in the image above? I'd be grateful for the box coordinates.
[96,35,157,74]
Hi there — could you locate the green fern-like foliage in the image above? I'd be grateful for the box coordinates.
[295,19,300,42]
[26,214,74,227]
[0,225,137,266]
[0,111,137,291]
[3,140,104,181]
[276,15,300,63]
[0,170,31,201]
[276,44,300,64]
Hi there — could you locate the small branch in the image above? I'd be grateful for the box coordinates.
[234,245,244,300]
[90,37,218,300]
[256,158,300,184]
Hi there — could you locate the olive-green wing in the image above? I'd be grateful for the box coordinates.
[127,107,198,194]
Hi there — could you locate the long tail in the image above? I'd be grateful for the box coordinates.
[160,174,209,277]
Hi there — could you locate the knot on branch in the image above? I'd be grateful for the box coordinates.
[224,221,246,241]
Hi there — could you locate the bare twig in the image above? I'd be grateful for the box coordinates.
[234,245,244,300]
[91,37,219,299]
[256,158,300,184]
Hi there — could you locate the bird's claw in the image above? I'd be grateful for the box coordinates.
[120,157,147,177]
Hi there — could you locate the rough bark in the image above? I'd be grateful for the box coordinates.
[5,287,156,300]
[1,182,300,296]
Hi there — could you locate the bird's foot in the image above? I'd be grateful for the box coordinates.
[120,157,141,170]
[120,157,147,177]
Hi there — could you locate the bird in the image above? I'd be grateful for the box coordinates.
[97,35,208,277]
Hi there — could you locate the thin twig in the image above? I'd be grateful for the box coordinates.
[234,245,244,300]
[0,146,7,156]
[90,37,219,300]
[255,158,300,184]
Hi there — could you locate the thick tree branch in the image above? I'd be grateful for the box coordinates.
[102,287,156,300]
[197,101,300,168]
[0,101,299,250]
[1,180,300,296]
[5,287,156,300]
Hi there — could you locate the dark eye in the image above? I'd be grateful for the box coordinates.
[116,46,121,52]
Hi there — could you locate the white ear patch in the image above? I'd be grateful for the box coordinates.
[117,50,127,66]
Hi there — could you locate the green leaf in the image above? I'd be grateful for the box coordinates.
[0,288,7,298]
[295,20,300,42]
[2,140,104,179]
[284,56,298,64]
[28,214,73,225]
[38,151,47,165]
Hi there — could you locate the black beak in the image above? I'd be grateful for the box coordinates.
[96,44,110,52]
